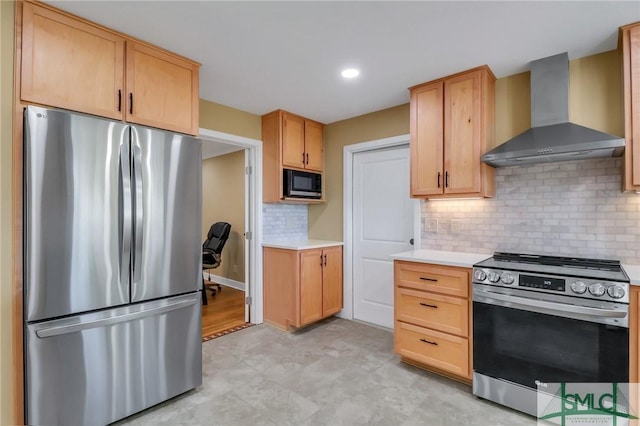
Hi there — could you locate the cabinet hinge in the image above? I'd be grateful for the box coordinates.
[245,231,252,240]
[245,166,252,175]
[245,296,252,305]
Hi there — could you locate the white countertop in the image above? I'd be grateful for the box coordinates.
[262,240,344,250]
[390,249,490,268]
[390,250,640,285]
[623,264,640,286]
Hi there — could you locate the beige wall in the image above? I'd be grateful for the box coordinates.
[569,50,623,136]
[199,99,261,140]
[494,71,530,149]
[202,150,246,283]
[308,104,410,240]
[309,50,624,241]
[1,1,15,424]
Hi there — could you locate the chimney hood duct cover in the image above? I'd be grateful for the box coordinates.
[481,52,625,167]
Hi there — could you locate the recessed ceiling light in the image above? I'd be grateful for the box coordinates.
[341,68,360,79]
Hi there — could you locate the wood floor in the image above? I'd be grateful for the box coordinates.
[202,282,246,339]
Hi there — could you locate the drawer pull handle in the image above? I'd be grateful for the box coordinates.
[420,338,438,346]
[419,277,438,282]
[419,302,438,309]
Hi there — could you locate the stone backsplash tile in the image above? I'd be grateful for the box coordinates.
[421,158,640,264]
[263,203,308,242]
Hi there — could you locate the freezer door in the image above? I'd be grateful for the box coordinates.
[24,106,131,322]
[25,293,202,426]
[130,125,202,302]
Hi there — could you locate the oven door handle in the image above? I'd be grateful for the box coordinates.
[474,289,628,319]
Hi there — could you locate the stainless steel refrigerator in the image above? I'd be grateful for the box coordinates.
[23,105,203,425]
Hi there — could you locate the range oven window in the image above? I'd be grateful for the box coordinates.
[473,301,629,389]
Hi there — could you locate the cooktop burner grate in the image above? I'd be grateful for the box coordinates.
[492,252,622,272]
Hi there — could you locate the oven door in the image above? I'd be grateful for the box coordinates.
[473,284,629,390]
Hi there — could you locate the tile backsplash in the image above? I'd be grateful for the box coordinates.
[421,158,640,264]
[263,204,308,242]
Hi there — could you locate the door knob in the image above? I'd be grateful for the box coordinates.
[409,238,414,246]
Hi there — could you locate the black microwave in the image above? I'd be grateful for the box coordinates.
[283,169,322,199]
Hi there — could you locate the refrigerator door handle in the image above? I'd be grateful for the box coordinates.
[35,297,198,338]
[119,141,132,286]
[131,128,144,284]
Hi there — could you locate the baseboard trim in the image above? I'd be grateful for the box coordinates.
[205,273,245,291]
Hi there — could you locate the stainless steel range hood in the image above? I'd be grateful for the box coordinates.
[481,52,625,167]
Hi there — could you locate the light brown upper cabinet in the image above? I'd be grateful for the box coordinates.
[262,109,325,203]
[21,2,126,120]
[621,22,640,191]
[280,111,324,172]
[125,42,199,135]
[410,66,496,199]
[20,1,200,135]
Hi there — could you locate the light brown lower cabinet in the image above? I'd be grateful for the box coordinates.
[264,245,343,330]
[394,260,472,382]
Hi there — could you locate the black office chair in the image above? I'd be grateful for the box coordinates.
[201,222,232,305]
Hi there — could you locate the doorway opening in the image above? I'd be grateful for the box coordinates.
[199,128,263,340]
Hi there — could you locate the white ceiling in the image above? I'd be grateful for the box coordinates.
[48,1,640,124]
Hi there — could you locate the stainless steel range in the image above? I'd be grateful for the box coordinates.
[472,252,630,417]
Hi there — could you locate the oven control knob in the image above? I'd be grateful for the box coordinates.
[570,281,587,294]
[607,285,626,299]
[487,271,501,283]
[588,283,606,297]
[500,273,515,285]
[474,269,487,281]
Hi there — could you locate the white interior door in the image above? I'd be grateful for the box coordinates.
[353,145,414,329]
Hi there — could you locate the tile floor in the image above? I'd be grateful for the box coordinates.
[115,318,536,425]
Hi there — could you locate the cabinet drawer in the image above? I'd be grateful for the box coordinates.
[396,288,468,337]
[395,321,468,378]
[395,261,469,297]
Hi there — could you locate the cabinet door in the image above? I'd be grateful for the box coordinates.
[304,120,324,172]
[322,246,343,316]
[628,26,640,188]
[443,71,482,194]
[410,81,444,196]
[125,42,199,135]
[282,112,306,169]
[21,3,125,120]
[299,250,324,325]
